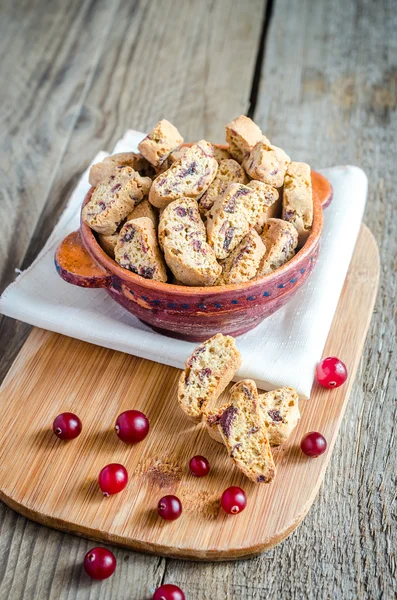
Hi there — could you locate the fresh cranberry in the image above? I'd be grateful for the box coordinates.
[157,495,182,521]
[152,583,185,600]
[316,356,347,388]
[189,455,210,477]
[300,432,327,457]
[220,486,247,515]
[83,547,116,580]
[52,413,82,440]
[98,464,128,496]
[115,410,149,444]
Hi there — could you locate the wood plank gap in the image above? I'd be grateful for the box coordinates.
[247,0,275,119]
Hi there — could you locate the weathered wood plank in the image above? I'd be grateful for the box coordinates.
[174,0,395,598]
[0,0,267,599]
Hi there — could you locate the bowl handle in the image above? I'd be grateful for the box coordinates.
[55,230,112,288]
[311,170,333,210]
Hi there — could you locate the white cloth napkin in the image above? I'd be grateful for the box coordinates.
[0,130,367,398]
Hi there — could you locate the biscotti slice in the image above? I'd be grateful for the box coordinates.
[256,218,298,277]
[225,115,269,163]
[206,182,270,259]
[243,141,291,188]
[163,235,221,286]
[127,198,158,226]
[114,217,167,282]
[98,230,120,259]
[82,167,152,235]
[217,229,266,285]
[212,145,232,163]
[199,159,248,216]
[207,380,276,483]
[177,334,242,421]
[246,180,280,233]
[89,152,154,186]
[258,387,300,446]
[282,161,313,246]
[138,119,183,168]
[149,140,218,209]
[158,198,206,251]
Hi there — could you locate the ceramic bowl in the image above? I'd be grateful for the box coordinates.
[55,148,332,341]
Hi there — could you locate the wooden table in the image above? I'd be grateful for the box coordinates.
[0,0,395,598]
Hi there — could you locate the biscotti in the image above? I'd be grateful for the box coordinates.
[98,230,120,259]
[257,218,298,277]
[206,182,274,260]
[258,387,300,445]
[149,140,218,209]
[127,198,158,226]
[138,119,183,167]
[163,235,221,286]
[177,334,242,421]
[82,167,152,235]
[89,152,154,187]
[244,141,291,188]
[217,229,266,285]
[199,159,248,216]
[158,198,206,251]
[206,380,276,483]
[212,145,232,163]
[225,115,268,163]
[247,180,280,233]
[282,161,313,245]
[114,217,167,282]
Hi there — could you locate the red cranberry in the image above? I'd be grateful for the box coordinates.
[157,495,182,521]
[221,486,247,515]
[316,356,347,388]
[52,413,82,440]
[300,432,327,457]
[152,584,185,600]
[83,547,116,580]
[98,464,128,496]
[115,410,149,444]
[189,455,210,477]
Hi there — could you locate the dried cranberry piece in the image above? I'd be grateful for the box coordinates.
[223,227,234,251]
[111,183,122,193]
[174,206,187,217]
[268,409,282,422]
[140,266,155,279]
[219,405,238,438]
[198,367,212,381]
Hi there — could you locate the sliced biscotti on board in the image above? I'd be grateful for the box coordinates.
[89,152,154,187]
[258,387,300,446]
[149,140,218,209]
[138,119,183,167]
[225,115,268,163]
[177,334,242,421]
[243,140,291,188]
[127,198,158,226]
[206,380,276,483]
[199,159,248,216]
[82,167,152,235]
[158,198,206,251]
[282,161,313,246]
[114,217,167,282]
[217,229,266,285]
[256,218,298,277]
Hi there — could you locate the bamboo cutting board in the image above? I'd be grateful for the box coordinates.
[0,225,379,560]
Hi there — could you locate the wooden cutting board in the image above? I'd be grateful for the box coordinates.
[0,225,379,560]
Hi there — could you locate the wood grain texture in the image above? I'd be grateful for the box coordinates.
[0,224,379,564]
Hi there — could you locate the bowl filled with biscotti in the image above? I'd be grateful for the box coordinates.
[55,116,333,341]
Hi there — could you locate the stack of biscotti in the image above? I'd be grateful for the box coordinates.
[177,334,300,484]
[82,115,313,285]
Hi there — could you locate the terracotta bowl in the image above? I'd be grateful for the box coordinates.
[55,148,333,341]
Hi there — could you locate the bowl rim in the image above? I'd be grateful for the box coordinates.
[80,145,324,296]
